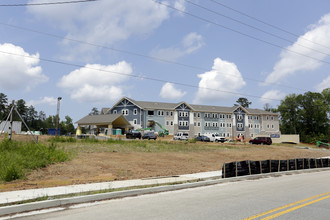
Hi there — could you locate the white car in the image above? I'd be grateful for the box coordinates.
[173,132,189,140]
[204,133,226,142]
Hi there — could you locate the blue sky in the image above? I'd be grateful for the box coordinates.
[0,0,330,123]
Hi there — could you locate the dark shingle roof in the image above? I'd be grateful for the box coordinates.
[105,97,278,115]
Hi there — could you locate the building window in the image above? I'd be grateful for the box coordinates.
[166,121,169,126]
[254,116,259,120]
[133,119,137,125]
[271,116,274,121]
[212,122,218,127]
[179,111,188,117]
[133,109,138,115]
[113,110,117,114]
[237,123,243,128]
[194,122,196,126]
[170,111,173,116]
[148,110,154,116]
[213,113,218,118]
[237,115,243,121]
[227,114,232,119]
[248,124,253,129]
[205,113,210,118]
[179,121,188,126]
[158,110,164,116]
[197,112,200,117]
[122,109,129,116]
[255,124,260,129]
[271,124,274,129]
[198,122,201,126]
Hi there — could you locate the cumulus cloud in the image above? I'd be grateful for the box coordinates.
[150,32,204,61]
[160,82,186,100]
[27,0,181,57]
[0,43,47,91]
[264,13,330,85]
[260,90,286,104]
[194,58,246,104]
[27,96,58,106]
[57,61,132,103]
[316,76,330,92]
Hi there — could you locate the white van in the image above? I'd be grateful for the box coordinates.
[173,132,189,140]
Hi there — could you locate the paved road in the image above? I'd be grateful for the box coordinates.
[14,170,330,220]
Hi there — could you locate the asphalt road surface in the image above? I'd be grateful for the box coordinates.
[14,170,330,220]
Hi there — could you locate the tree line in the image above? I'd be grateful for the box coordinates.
[0,93,75,135]
[236,88,330,143]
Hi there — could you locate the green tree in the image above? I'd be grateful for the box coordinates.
[277,94,299,134]
[235,97,252,108]
[0,93,8,119]
[14,99,28,121]
[89,107,99,115]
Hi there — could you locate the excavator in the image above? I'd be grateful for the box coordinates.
[137,120,169,137]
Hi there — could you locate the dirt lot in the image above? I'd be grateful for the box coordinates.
[1,135,330,192]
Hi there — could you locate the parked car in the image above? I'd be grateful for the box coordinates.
[126,130,142,139]
[204,133,225,142]
[142,132,157,140]
[249,137,272,145]
[173,132,189,140]
[195,135,211,142]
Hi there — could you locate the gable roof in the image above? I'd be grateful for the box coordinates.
[106,97,278,115]
[76,114,129,125]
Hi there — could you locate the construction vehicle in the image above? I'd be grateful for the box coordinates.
[138,120,169,137]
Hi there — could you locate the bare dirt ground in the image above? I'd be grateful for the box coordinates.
[1,135,330,192]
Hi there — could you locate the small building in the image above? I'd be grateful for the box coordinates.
[0,121,22,134]
[75,114,132,136]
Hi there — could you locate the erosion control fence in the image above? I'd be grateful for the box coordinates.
[222,158,330,178]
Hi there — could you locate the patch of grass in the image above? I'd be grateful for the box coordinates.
[0,139,70,182]
[48,136,77,143]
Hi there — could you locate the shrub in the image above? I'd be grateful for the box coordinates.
[0,139,70,182]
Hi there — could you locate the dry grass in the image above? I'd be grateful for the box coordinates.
[1,134,330,192]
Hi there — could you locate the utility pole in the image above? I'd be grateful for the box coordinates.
[56,97,62,136]
[8,100,14,141]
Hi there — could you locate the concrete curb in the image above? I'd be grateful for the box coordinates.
[1,168,330,217]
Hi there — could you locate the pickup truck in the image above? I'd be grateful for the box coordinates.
[173,132,189,140]
[204,133,226,142]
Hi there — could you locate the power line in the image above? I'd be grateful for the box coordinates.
[153,0,330,65]
[183,0,330,57]
[0,22,308,93]
[0,49,282,103]
[209,0,330,51]
[0,0,98,7]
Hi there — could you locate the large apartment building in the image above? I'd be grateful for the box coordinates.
[90,97,280,139]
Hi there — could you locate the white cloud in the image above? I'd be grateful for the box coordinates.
[160,82,186,100]
[260,90,286,104]
[150,32,204,61]
[57,61,132,103]
[0,43,48,91]
[27,96,58,106]
[28,0,173,57]
[174,0,186,16]
[316,76,330,92]
[194,58,246,104]
[265,13,330,84]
